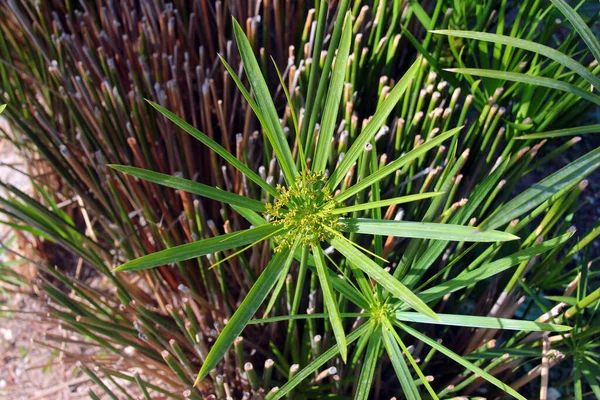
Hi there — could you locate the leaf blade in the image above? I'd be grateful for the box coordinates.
[109,165,266,212]
[145,100,277,197]
[479,147,600,230]
[340,218,519,242]
[313,245,347,362]
[232,19,297,183]
[313,13,352,172]
[327,57,422,190]
[114,224,277,272]
[395,312,571,332]
[447,68,600,106]
[336,126,462,202]
[196,240,299,384]
[432,30,600,90]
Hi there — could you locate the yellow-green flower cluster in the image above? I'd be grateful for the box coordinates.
[264,171,339,251]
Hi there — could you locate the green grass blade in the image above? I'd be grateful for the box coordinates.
[397,321,527,400]
[432,30,600,90]
[330,236,438,320]
[581,360,600,399]
[327,57,422,190]
[145,100,278,198]
[270,57,307,173]
[479,147,600,230]
[0,104,5,114]
[313,245,348,362]
[336,126,462,202]
[416,232,574,304]
[196,240,299,384]
[550,0,600,63]
[340,218,519,242]
[447,68,600,106]
[354,327,382,400]
[109,165,266,212]
[395,312,571,332]
[114,224,277,272]
[381,325,422,400]
[267,323,371,400]
[232,19,297,183]
[517,124,600,139]
[333,192,442,214]
[313,13,352,173]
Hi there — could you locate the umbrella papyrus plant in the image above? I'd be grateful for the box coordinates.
[110,14,575,399]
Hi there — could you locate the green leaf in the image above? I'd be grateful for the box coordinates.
[0,104,6,114]
[354,328,382,400]
[550,0,600,63]
[395,312,571,332]
[381,327,421,400]
[196,240,299,384]
[415,231,574,304]
[340,218,519,242]
[517,124,600,140]
[313,245,348,362]
[333,192,442,215]
[313,13,352,173]
[109,165,266,212]
[447,68,600,106]
[432,30,600,91]
[145,100,278,198]
[336,126,462,202]
[267,323,371,400]
[114,224,277,272]
[327,57,422,190]
[232,18,297,183]
[479,147,600,230]
[330,236,438,320]
[397,321,527,400]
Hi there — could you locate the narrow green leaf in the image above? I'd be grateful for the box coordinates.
[330,236,438,320]
[416,232,574,304]
[395,312,571,332]
[267,323,371,400]
[340,218,519,242]
[313,13,352,172]
[581,360,600,399]
[355,328,382,400]
[381,327,421,400]
[447,68,600,106]
[327,57,422,190]
[397,321,526,400]
[0,104,6,114]
[480,147,600,230]
[196,240,299,384]
[432,30,600,90]
[517,124,600,140]
[336,126,462,202]
[333,192,442,214]
[145,100,278,198]
[114,224,277,272]
[313,245,347,362]
[109,165,266,212]
[232,18,297,183]
[550,0,600,63]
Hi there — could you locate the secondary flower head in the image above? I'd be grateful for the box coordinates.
[264,171,340,251]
